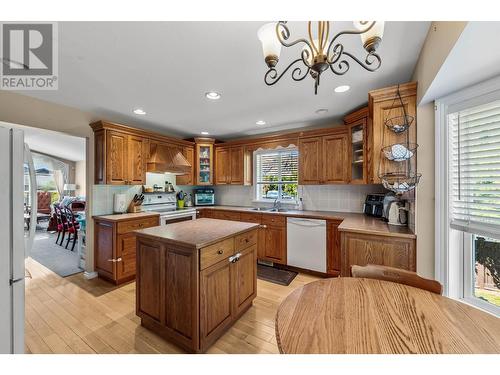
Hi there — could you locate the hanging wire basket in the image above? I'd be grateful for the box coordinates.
[380,172,421,194]
[382,143,418,162]
[384,114,414,133]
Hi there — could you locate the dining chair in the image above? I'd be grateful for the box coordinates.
[350,264,443,295]
[63,206,80,251]
[53,204,67,245]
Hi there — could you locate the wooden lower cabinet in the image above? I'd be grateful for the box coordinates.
[326,220,342,276]
[94,214,159,284]
[136,228,258,353]
[340,231,416,276]
[261,225,286,264]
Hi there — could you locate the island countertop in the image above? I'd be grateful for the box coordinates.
[134,218,260,249]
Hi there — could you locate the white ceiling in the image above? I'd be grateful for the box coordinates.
[0,121,86,161]
[23,21,430,140]
[421,22,500,103]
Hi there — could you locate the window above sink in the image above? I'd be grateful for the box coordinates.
[253,148,298,203]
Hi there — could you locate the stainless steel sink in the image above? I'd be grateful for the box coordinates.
[250,207,289,212]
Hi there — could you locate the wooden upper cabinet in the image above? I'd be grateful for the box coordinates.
[323,133,348,184]
[103,130,148,185]
[215,145,247,185]
[368,82,417,184]
[127,135,148,185]
[229,147,244,184]
[91,121,195,185]
[106,130,129,185]
[298,136,322,184]
[215,147,230,185]
[299,131,348,185]
[176,146,195,185]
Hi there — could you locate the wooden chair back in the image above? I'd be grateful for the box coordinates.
[350,264,443,295]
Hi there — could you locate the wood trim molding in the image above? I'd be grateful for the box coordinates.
[343,106,369,124]
[90,120,194,147]
[368,81,418,103]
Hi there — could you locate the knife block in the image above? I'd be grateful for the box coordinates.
[127,201,143,213]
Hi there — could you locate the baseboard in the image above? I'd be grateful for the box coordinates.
[83,271,98,280]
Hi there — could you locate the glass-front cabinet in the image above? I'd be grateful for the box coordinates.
[344,106,368,184]
[195,138,214,185]
[349,120,366,183]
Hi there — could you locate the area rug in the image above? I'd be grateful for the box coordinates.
[29,231,83,277]
[257,264,298,286]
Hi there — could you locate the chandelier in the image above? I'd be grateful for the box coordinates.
[257,21,384,94]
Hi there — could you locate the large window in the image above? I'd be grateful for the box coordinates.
[254,149,298,202]
[441,89,500,315]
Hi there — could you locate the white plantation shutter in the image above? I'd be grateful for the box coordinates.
[256,149,298,184]
[449,99,500,237]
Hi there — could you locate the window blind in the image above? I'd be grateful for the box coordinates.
[449,99,500,237]
[256,149,298,184]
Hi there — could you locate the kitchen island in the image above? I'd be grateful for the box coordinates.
[134,218,260,353]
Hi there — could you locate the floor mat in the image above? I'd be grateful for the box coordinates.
[29,231,83,277]
[257,264,298,286]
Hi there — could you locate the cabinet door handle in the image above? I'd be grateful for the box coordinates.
[107,259,115,262]
[260,225,267,229]
[116,257,123,262]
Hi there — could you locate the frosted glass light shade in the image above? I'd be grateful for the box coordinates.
[258,23,282,66]
[353,21,385,51]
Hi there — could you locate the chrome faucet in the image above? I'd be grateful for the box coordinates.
[273,198,281,211]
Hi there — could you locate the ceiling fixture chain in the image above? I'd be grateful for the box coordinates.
[258,21,384,94]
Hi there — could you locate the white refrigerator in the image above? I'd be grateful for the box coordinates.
[0,125,37,354]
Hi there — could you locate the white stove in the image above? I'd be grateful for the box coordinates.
[142,192,197,225]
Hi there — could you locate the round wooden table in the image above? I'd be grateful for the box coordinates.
[275,277,500,354]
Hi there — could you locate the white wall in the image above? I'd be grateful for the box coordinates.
[75,160,86,197]
[214,184,385,213]
[0,90,98,276]
[415,103,435,278]
[411,21,468,278]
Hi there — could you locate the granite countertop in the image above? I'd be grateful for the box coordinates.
[134,218,260,249]
[93,212,160,222]
[197,205,416,239]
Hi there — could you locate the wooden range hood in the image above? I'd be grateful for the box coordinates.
[147,143,191,175]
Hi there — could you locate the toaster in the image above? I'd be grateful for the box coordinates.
[363,194,385,217]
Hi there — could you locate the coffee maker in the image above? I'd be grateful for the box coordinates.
[387,200,409,226]
[382,192,409,226]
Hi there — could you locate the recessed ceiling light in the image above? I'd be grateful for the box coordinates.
[201,131,209,135]
[205,91,221,100]
[315,108,328,115]
[334,85,350,93]
[133,108,146,115]
[256,120,266,126]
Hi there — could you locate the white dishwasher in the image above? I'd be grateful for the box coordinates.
[286,217,327,273]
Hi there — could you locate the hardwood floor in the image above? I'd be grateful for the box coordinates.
[24,257,319,354]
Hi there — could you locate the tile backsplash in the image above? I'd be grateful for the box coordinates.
[92,172,194,215]
[214,184,386,213]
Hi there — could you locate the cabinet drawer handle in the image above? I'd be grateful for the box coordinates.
[217,249,224,255]
[260,225,267,229]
